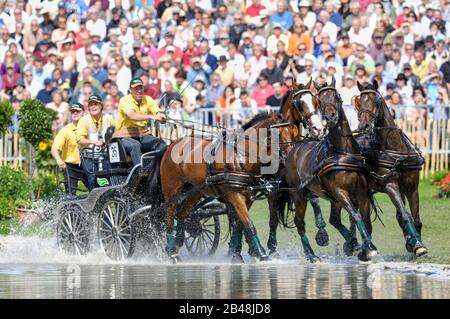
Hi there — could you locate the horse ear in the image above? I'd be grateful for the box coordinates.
[313,81,320,91]
[373,79,379,90]
[290,124,299,138]
[331,75,336,87]
[357,81,363,91]
[292,81,299,91]
[306,77,312,89]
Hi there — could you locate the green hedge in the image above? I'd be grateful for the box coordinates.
[0,166,58,219]
[0,166,29,219]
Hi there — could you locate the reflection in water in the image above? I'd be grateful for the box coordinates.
[0,263,448,299]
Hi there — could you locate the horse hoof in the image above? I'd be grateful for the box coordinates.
[231,254,245,264]
[344,240,361,257]
[414,245,428,257]
[170,255,182,264]
[259,255,271,262]
[357,251,370,262]
[308,256,321,263]
[269,251,281,259]
[315,228,329,247]
[367,249,378,258]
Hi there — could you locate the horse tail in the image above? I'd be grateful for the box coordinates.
[369,192,385,226]
[275,191,296,229]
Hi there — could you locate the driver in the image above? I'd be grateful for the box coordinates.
[115,78,167,166]
[77,94,115,190]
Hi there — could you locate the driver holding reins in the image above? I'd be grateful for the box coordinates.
[115,78,167,166]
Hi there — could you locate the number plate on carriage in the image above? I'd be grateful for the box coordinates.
[109,142,120,163]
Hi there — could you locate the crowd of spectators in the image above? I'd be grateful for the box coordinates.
[1,0,450,132]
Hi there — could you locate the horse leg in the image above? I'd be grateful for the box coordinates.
[267,191,287,257]
[385,183,427,256]
[329,202,361,256]
[165,200,181,264]
[331,191,378,261]
[228,211,245,263]
[356,195,379,262]
[406,188,423,237]
[227,192,268,262]
[309,192,329,247]
[291,190,320,263]
[175,193,203,252]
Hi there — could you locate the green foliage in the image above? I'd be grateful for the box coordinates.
[32,174,57,199]
[19,99,57,146]
[36,142,57,174]
[0,197,15,219]
[0,166,30,219]
[0,166,29,201]
[0,100,14,134]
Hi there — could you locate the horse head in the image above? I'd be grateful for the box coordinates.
[313,75,342,128]
[280,78,318,138]
[354,80,384,132]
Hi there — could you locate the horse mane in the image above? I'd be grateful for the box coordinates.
[241,111,272,130]
[279,90,292,114]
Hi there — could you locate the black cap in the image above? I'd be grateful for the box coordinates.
[70,102,83,111]
[88,94,103,104]
[386,83,395,89]
[129,78,144,88]
[396,73,407,81]
[403,62,412,70]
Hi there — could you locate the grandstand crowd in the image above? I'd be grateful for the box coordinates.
[1,0,450,131]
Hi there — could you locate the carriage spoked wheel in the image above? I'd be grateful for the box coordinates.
[57,206,89,256]
[184,214,221,257]
[98,199,136,261]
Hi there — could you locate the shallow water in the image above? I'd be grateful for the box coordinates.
[0,261,449,299]
[0,235,449,299]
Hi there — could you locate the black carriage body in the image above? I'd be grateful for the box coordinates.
[56,139,228,260]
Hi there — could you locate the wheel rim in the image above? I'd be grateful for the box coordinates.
[98,200,134,260]
[185,215,219,256]
[57,208,89,256]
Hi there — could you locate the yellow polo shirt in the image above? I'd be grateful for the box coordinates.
[412,60,429,80]
[116,94,161,130]
[52,123,80,165]
[76,114,115,140]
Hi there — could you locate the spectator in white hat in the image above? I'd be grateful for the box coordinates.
[298,0,316,31]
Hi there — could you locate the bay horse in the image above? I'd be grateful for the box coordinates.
[234,80,329,261]
[160,112,294,263]
[268,79,329,252]
[284,77,378,262]
[354,80,427,256]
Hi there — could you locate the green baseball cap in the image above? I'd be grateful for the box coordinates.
[129,78,144,88]
[70,102,83,111]
[88,94,103,104]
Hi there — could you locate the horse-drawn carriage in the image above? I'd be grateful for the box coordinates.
[55,132,230,260]
[56,76,428,264]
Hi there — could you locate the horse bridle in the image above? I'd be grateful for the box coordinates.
[357,89,384,129]
[292,88,317,130]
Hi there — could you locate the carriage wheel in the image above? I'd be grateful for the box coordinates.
[57,206,89,256]
[184,214,220,257]
[98,199,136,261]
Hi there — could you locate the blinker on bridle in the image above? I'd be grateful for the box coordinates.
[357,89,383,124]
